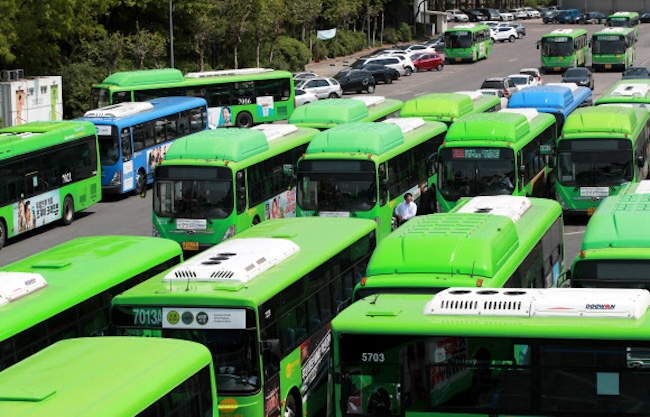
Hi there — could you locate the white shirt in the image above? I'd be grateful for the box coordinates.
[395,200,417,221]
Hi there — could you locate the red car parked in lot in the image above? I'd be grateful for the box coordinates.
[412,52,445,71]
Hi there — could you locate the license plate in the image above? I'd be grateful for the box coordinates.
[182,241,199,251]
[455,58,462,62]
[553,67,560,71]
[587,207,597,216]
[605,64,612,69]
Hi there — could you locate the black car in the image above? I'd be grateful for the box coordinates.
[543,10,559,23]
[461,9,487,22]
[573,11,606,24]
[642,13,650,23]
[333,69,376,94]
[423,36,445,52]
[622,66,650,80]
[561,67,594,90]
[352,64,399,84]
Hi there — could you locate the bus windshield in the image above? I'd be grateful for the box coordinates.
[608,17,630,27]
[154,165,234,219]
[592,39,626,54]
[445,32,473,49]
[438,147,515,201]
[541,38,573,56]
[298,160,377,212]
[572,260,650,288]
[557,139,632,186]
[90,88,111,109]
[97,131,120,166]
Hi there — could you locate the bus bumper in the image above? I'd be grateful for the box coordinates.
[102,184,123,194]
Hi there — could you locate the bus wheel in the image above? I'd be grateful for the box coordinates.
[284,394,298,417]
[62,196,75,226]
[135,170,147,196]
[235,111,253,128]
[0,219,6,249]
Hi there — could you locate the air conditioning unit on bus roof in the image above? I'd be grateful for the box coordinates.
[456,91,483,101]
[456,195,532,222]
[163,238,299,283]
[611,83,650,97]
[83,102,154,118]
[184,68,274,78]
[546,82,579,93]
[252,124,298,141]
[0,272,48,307]
[350,96,386,108]
[423,287,650,319]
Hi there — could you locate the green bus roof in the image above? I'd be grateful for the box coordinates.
[0,236,182,343]
[288,97,403,128]
[580,181,650,251]
[95,68,293,91]
[0,337,214,417]
[400,91,500,122]
[592,26,635,37]
[304,119,447,157]
[560,106,648,138]
[0,121,97,161]
[443,109,555,145]
[608,11,639,18]
[363,196,562,287]
[112,217,377,308]
[595,80,650,105]
[331,291,650,340]
[541,28,588,38]
[444,23,490,33]
[160,124,318,166]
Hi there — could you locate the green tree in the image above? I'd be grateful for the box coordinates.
[127,23,167,69]
[0,1,18,65]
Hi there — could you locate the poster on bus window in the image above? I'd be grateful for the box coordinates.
[12,190,60,235]
[147,143,173,173]
[265,189,296,220]
[256,96,275,117]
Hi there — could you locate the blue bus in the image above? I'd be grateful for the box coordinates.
[507,83,592,135]
[78,97,209,195]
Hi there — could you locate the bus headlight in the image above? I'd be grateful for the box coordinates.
[110,171,122,186]
[152,224,160,237]
[222,225,236,241]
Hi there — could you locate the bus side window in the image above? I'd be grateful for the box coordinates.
[121,128,132,161]
[236,170,246,214]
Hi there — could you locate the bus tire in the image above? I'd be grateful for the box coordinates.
[135,169,147,196]
[284,394,298,417]
[235,111,253,128]
[62,196,75,226]
[0,219,6,249]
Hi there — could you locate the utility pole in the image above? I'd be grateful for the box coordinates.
[169,0,175,68]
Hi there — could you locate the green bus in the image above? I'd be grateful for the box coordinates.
[331,287,650,417]
[0,236,183,371]
[443,24,492,63]
[591,27,636,71]
[554,106,650,215]
[288,96,403,130]
[111,217,377,417]
[399,91,502,126]
[568,180,650,289]
[354,195,564,301]
[538,28,589,73]
[436,108,557,213]
[0,121,101,249]
[153,124,319,254]
[91,68,295,128]
[595,79,650,109]
[607,11,641,40]
[0,337,217,416]
[296,118,447,241]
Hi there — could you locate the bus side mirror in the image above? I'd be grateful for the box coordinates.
[519,165,526,191]
[428,153,437,175]
[637,155,645,168]
[261,339,281,358]
[536,43,540,50]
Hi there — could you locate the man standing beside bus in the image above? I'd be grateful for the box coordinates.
[395,193,417,225]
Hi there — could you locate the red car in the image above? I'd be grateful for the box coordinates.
[412,53,445,72]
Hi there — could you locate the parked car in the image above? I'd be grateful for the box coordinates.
[349,64,399,84]
[641,12,650,23]
[561,67,594,90]
[398,44,436,53]
[462,9,488,22]
[520,67,543,85]
[333,69,376,94]
[622,66,650,80]
[508,74,536,91]
[479,88,509,108]
[491,27,518,43]
[480,76,518,99]
[423,36,445,53]
[412,52,445,71]
[293,72,319,80]
[295,77,343,98]
[499,10,514,21]
[502,22,526,38]
[523,7,541,18]
[294,89,319,106]
[352,55,410,76]
[377,53,416,75]
[476,8,502,21]
[510,8,528,19]
[574,11,606,24]
[555,9,580,24]
[446,9,469,22]
[543,10,560,23]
